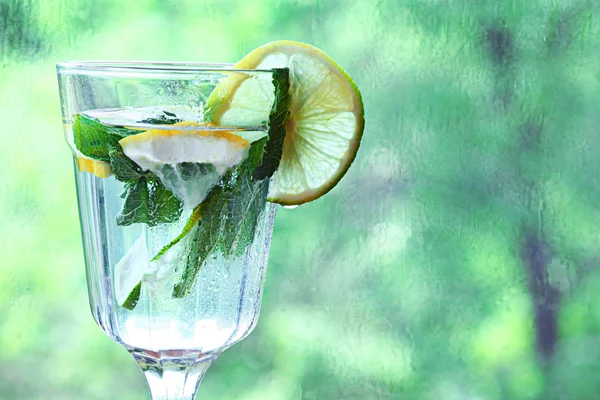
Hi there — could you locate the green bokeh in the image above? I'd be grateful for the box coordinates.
[1,0,600,399]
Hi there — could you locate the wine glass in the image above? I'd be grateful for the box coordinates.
[57,61,277,400]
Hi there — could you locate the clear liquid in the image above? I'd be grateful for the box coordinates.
[69,108,275,353]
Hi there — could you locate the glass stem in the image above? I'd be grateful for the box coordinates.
[133,351,217,400]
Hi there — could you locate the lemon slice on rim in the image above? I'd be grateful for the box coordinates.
[206,40,365,205]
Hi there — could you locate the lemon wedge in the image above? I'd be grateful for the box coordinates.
[119,122,250,208]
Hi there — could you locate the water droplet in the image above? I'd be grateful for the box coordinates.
[283,205,299,210]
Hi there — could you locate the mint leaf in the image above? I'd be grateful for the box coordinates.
[148,180,183,225]
[108,145,145,181]
[122,282,141,311]
[172,137,269,298]
[253,68,290,180]
[73,114,135,165]
[116,178,150,226]
[73,114,140,161]
[221,136,269,256]
[138,110,181,125]
[108,144,183,227]
[115,176,182,227]
[172,189,227,298]
[220,179,269,257]
[73,115,120,161]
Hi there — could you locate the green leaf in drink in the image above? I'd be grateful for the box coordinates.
[108,145,145,181]
[73,114,122,161]
[138,110,182,125]
[171,69,290,298]
[73,114,184,227]
[116,178,150,226]
[253,68,290,180]
[172,136,269,298]
[122,282,142,311]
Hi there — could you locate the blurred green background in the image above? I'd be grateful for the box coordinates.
[2,0,600,399]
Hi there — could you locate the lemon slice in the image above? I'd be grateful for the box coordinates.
[75,157,112,178]
[66,125,112,178]
[207,40,364,205]
[119,122,250,208]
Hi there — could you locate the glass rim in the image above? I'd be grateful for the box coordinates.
[56,61,275,75]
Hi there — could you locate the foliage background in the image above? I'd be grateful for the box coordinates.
[2,0,600,399]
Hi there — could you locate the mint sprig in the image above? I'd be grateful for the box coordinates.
[171,68,290,298]
[73,114,183,227]
[172,136,269,298]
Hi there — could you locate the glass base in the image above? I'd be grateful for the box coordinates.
[132,349,218,400]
